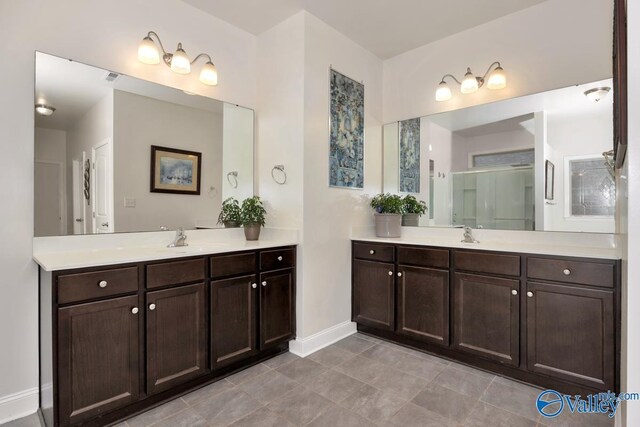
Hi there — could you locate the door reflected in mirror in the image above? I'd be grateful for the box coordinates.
[34,52,254,237]
[383,79,615,233]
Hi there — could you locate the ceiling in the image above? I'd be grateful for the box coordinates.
[181,0,548,59]
[35,53,224,131]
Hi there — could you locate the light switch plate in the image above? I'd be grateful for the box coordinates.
[124,197,136,208]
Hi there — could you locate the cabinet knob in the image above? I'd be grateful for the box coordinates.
[262,281,267,287]
[252,283,257,289]
[388,271,393,276]
[131,307,139,314]
[511,289,518,296]
[369,250,375,255]
[397,272,403,277]
[563,268,571,276]
[98,280,108,288]
[277,256,283,261]
[527,291,534,298]
[149,303,156,310]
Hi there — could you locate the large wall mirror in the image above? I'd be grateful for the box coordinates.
[383,79,615,233]
[34,52,254,237]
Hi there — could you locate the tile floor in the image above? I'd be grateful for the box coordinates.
[2,333,615,427]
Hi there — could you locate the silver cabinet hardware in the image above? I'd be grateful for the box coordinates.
[563,268,571,276]
[149,303,156,310]
[262,281,267,287]
[527,291,534,298]
[131,307,139,314]
[388,271,393,276]
[397,272,403,277]
[98,280,108,288]
[278,256,283,261]
[511,289,518,295]
[369,250,375,255]
[252,283,257,289]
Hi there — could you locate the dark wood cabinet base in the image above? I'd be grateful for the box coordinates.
[357,325,603,397]
[82,344,289,427]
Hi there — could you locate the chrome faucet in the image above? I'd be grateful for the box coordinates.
[167,228,188,248]
[461,226,479,243]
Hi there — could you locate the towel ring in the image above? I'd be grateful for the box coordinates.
[227,171,238,188]
[271,165,287,185]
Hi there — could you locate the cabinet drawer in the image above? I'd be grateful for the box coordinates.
[210,252,256,279]
[57,267,138,304]
[260,248,295,271]
[146,258,205,289]
[527,257,614,288]
[398,246,449,269]
[353,242,394,262]
[454,251,520,277]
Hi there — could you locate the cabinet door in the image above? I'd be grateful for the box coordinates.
[211,275,257,368]
[58,295,139,426]
[453,273,520,366]
[397,265,449,345]
[147,283,208,394]
[527,282,615,390]
[259,269,295,349]
[353,260,395,331]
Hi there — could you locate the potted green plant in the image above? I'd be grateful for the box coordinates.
[217,197,242,228]
[240,196,266,240]
[370,193,404,237]
[402,195,427,226]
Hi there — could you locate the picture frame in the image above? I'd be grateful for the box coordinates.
[329,67,365,189]
[545,159,555,200]
[150,145,202,195]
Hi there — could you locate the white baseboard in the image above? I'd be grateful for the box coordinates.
[289,321,357,357]
[0,387,39,424]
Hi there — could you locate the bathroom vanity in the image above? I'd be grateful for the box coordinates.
[351,237,620,397]
[36,240,296,427]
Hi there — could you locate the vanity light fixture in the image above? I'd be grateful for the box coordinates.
[137,31,218,86]
[435,61,506,101]
[35,104,56,116]
[584,87,611,102]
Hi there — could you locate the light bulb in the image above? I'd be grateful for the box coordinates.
[171,44,191,74]
[199,61,218,86]
[435,81,452,101]
[460,68,479,94]
[138,36,160,65]
[487,66,507,90]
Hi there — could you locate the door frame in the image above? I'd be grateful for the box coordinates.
[91,138,114,233]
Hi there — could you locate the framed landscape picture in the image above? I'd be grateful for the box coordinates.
[150,145,201,195]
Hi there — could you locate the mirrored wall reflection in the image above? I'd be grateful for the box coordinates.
[383,79,615,233]
[34,52,254,237]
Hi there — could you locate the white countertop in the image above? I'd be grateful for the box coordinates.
[351,227,621,260]
[33,228,298,271]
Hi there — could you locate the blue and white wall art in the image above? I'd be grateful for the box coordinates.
[329,69,364,189]
[399,118,420,193]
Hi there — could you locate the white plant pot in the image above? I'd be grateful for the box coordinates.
[374,213,402,238]
[402,213,420,227]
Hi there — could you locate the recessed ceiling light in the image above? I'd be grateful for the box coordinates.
[35,104,56,116]
[584,87,611,102]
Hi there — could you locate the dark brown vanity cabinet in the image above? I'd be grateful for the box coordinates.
[44,246,296,427]
[57,295,140,426]
[351,241,620,396]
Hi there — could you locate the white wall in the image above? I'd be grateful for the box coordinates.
[621,1,639,425]
[300,12,383,338]
[423,121,453,226]
[450,128,534,172]
[0,0,256,421]
[383,0,613,123]
[113,90,223,232]
[34,127,68,235]
[546,110,615,233]
[222,103,254,201]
